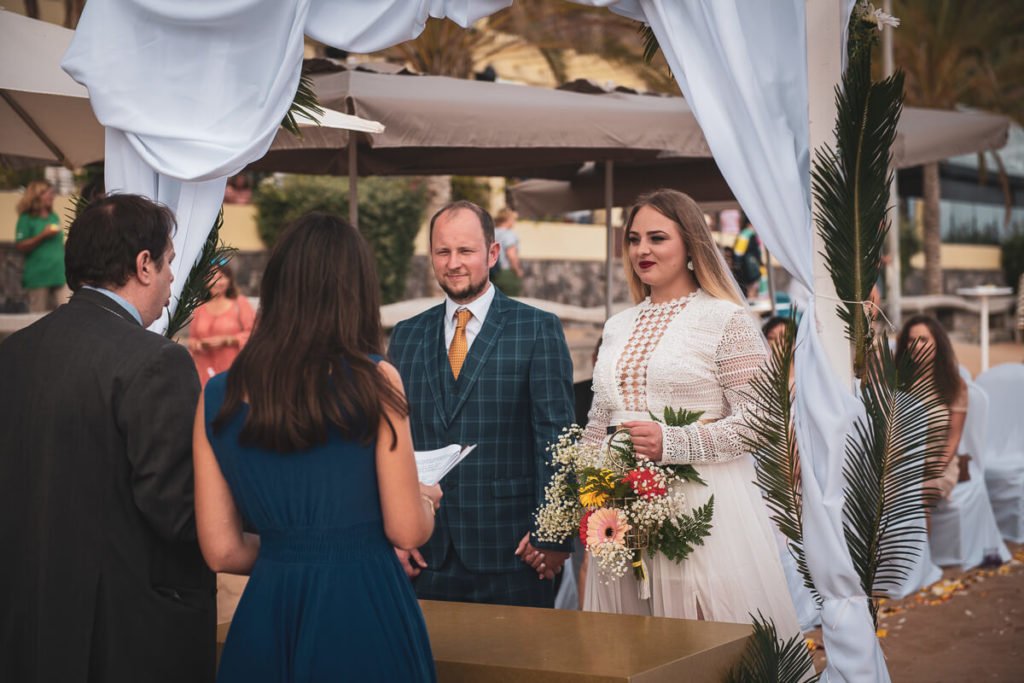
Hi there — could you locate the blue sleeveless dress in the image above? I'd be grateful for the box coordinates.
[204,372,436,682]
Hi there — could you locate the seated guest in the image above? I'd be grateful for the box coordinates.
[194,212,440,681]
[896,315,968,505]
[762,316,788,348]
[0,194,214,682]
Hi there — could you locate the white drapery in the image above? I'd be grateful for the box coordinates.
[63,1,887,677]
[577,1,886,681]
[61,0,511,331]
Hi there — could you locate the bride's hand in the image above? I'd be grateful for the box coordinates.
[620,421,663,462]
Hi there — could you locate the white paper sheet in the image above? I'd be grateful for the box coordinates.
[414,444,475,486]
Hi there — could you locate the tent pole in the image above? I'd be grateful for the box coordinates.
[604,160,614,320]
[883,0,902,329]
[348,136,358,228]
[765,247,776,315]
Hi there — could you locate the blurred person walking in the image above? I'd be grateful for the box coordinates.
[491,207,525,296]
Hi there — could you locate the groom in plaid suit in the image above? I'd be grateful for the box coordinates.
[388,200,575,608]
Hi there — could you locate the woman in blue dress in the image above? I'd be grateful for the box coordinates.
[193,212,441,682]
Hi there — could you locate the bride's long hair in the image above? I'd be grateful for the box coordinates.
[622,189,746,307]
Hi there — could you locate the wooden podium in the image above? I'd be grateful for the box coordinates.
[421,600,750,682]
[218,601,751,682]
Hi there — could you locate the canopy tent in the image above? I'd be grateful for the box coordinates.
[249,59,711,179]
[508,105,1012,218]
[0,10,103,168]
[247,59,716,305]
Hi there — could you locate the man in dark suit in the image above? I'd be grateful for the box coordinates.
[389,200,575,608]
[0,195,215,682]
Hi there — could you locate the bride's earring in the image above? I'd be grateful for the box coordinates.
[687,260,694,271]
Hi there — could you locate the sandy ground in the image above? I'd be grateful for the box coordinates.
[807,544,1024,681]
[951,341,1023,378]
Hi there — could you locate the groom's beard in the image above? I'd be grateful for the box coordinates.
[439,272,489,304]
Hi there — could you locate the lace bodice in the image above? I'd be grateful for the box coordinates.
[583,290,767,465]
[616,291,700,411]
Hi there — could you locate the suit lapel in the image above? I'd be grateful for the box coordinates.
[420,304,451,428]
[447,289,509,421]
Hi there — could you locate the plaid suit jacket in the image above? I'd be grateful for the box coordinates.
[388,289,574,574]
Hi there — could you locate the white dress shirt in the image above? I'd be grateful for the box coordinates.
[443,283,496,352]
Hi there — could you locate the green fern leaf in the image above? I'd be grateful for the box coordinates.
[654,496,714,563]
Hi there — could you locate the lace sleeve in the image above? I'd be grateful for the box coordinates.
[661,308,766,465]
[582,392,612,446]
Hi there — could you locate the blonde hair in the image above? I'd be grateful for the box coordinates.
[16,180,54,216]
[495,207,517,226]
[622,189,745,306]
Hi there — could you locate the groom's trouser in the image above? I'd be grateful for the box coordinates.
[414,541,554,608]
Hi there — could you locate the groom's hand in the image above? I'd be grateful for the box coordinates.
[395,548,427,578]
[515,533,569,580]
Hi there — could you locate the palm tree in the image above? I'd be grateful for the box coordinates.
[892,0,1024,293]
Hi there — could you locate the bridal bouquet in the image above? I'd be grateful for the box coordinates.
[534,409,714,596]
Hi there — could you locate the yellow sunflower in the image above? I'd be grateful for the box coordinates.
[578,469,616,508]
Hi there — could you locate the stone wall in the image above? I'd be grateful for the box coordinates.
[0,244,26,312]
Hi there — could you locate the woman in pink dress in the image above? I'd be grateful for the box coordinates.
[188,264,255,386]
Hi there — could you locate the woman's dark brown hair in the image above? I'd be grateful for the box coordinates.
[214,212,407,452]
[215,264,239,299]
[895,314,961,406]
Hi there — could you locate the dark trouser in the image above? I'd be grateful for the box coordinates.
[414,542,554,608]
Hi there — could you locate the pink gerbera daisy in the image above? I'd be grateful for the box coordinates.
[586,508,631,548]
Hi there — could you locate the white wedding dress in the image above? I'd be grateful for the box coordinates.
[582,290,802,639]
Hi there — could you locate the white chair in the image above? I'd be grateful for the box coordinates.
[929,382,1011,568]
[977,364,1024,543]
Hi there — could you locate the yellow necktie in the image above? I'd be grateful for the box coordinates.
[448,308,472,379]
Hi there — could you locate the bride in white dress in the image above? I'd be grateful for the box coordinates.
[582,189,801,638]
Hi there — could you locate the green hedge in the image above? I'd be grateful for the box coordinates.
[255,175,428,303]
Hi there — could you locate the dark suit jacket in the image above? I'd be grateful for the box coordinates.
[0,289,214,683]
[388,289,574,575]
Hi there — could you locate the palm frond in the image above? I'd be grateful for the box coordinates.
[841,334,949,625]
[725,611,820,683]
[63,193,94,226]
[638,24,660,65]
[811,45,904,376]
[165,210,237,339]
[741,310,816,601]
[280,72,324,138]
